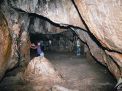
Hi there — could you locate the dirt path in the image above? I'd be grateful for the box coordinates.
[45,52,116,91]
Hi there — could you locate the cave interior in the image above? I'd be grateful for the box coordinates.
[0,0,121,91]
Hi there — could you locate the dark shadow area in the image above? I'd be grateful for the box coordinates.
[29,28,85,60]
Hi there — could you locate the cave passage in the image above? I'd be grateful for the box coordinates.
[28,26,116,90]
[29,29,85,59]
[0,0,121,90]
[0,15,116,91]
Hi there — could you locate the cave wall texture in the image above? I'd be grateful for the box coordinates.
[0,11,11,79]
[0,0,122,84]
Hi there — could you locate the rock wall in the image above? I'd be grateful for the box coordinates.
[0,2,31,78]
[9,0,86,29]
[74,0,122,52]
[0,11,11,79]
[73,0,122,80]
[75,29,121,79]
[0,0,121,84]
[28,16,67,34]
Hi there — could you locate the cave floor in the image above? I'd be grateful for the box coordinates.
[44,51,116,91]
[0,51,116,91]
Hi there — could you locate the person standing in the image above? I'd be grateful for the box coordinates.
[37,42,44,57]
[76,38,81,56]
[30,42,44,57]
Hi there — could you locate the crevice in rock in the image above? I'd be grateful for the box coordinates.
[11,6,85,32]
[71,0,89,31]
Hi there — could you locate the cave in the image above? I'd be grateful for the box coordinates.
[0,0,122,91]
[29,28,85,57]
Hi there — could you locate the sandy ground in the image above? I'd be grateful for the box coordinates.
[0,51,116,91]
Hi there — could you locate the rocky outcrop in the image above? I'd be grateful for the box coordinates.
[24,56,63,85]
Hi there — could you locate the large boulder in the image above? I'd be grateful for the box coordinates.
[23,56,63,85]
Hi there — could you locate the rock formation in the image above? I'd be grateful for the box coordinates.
[73,0,122,80]
[23,56,64,91]
[0,11,12,79]
[0,0,122,87]
[24,56,63,85]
